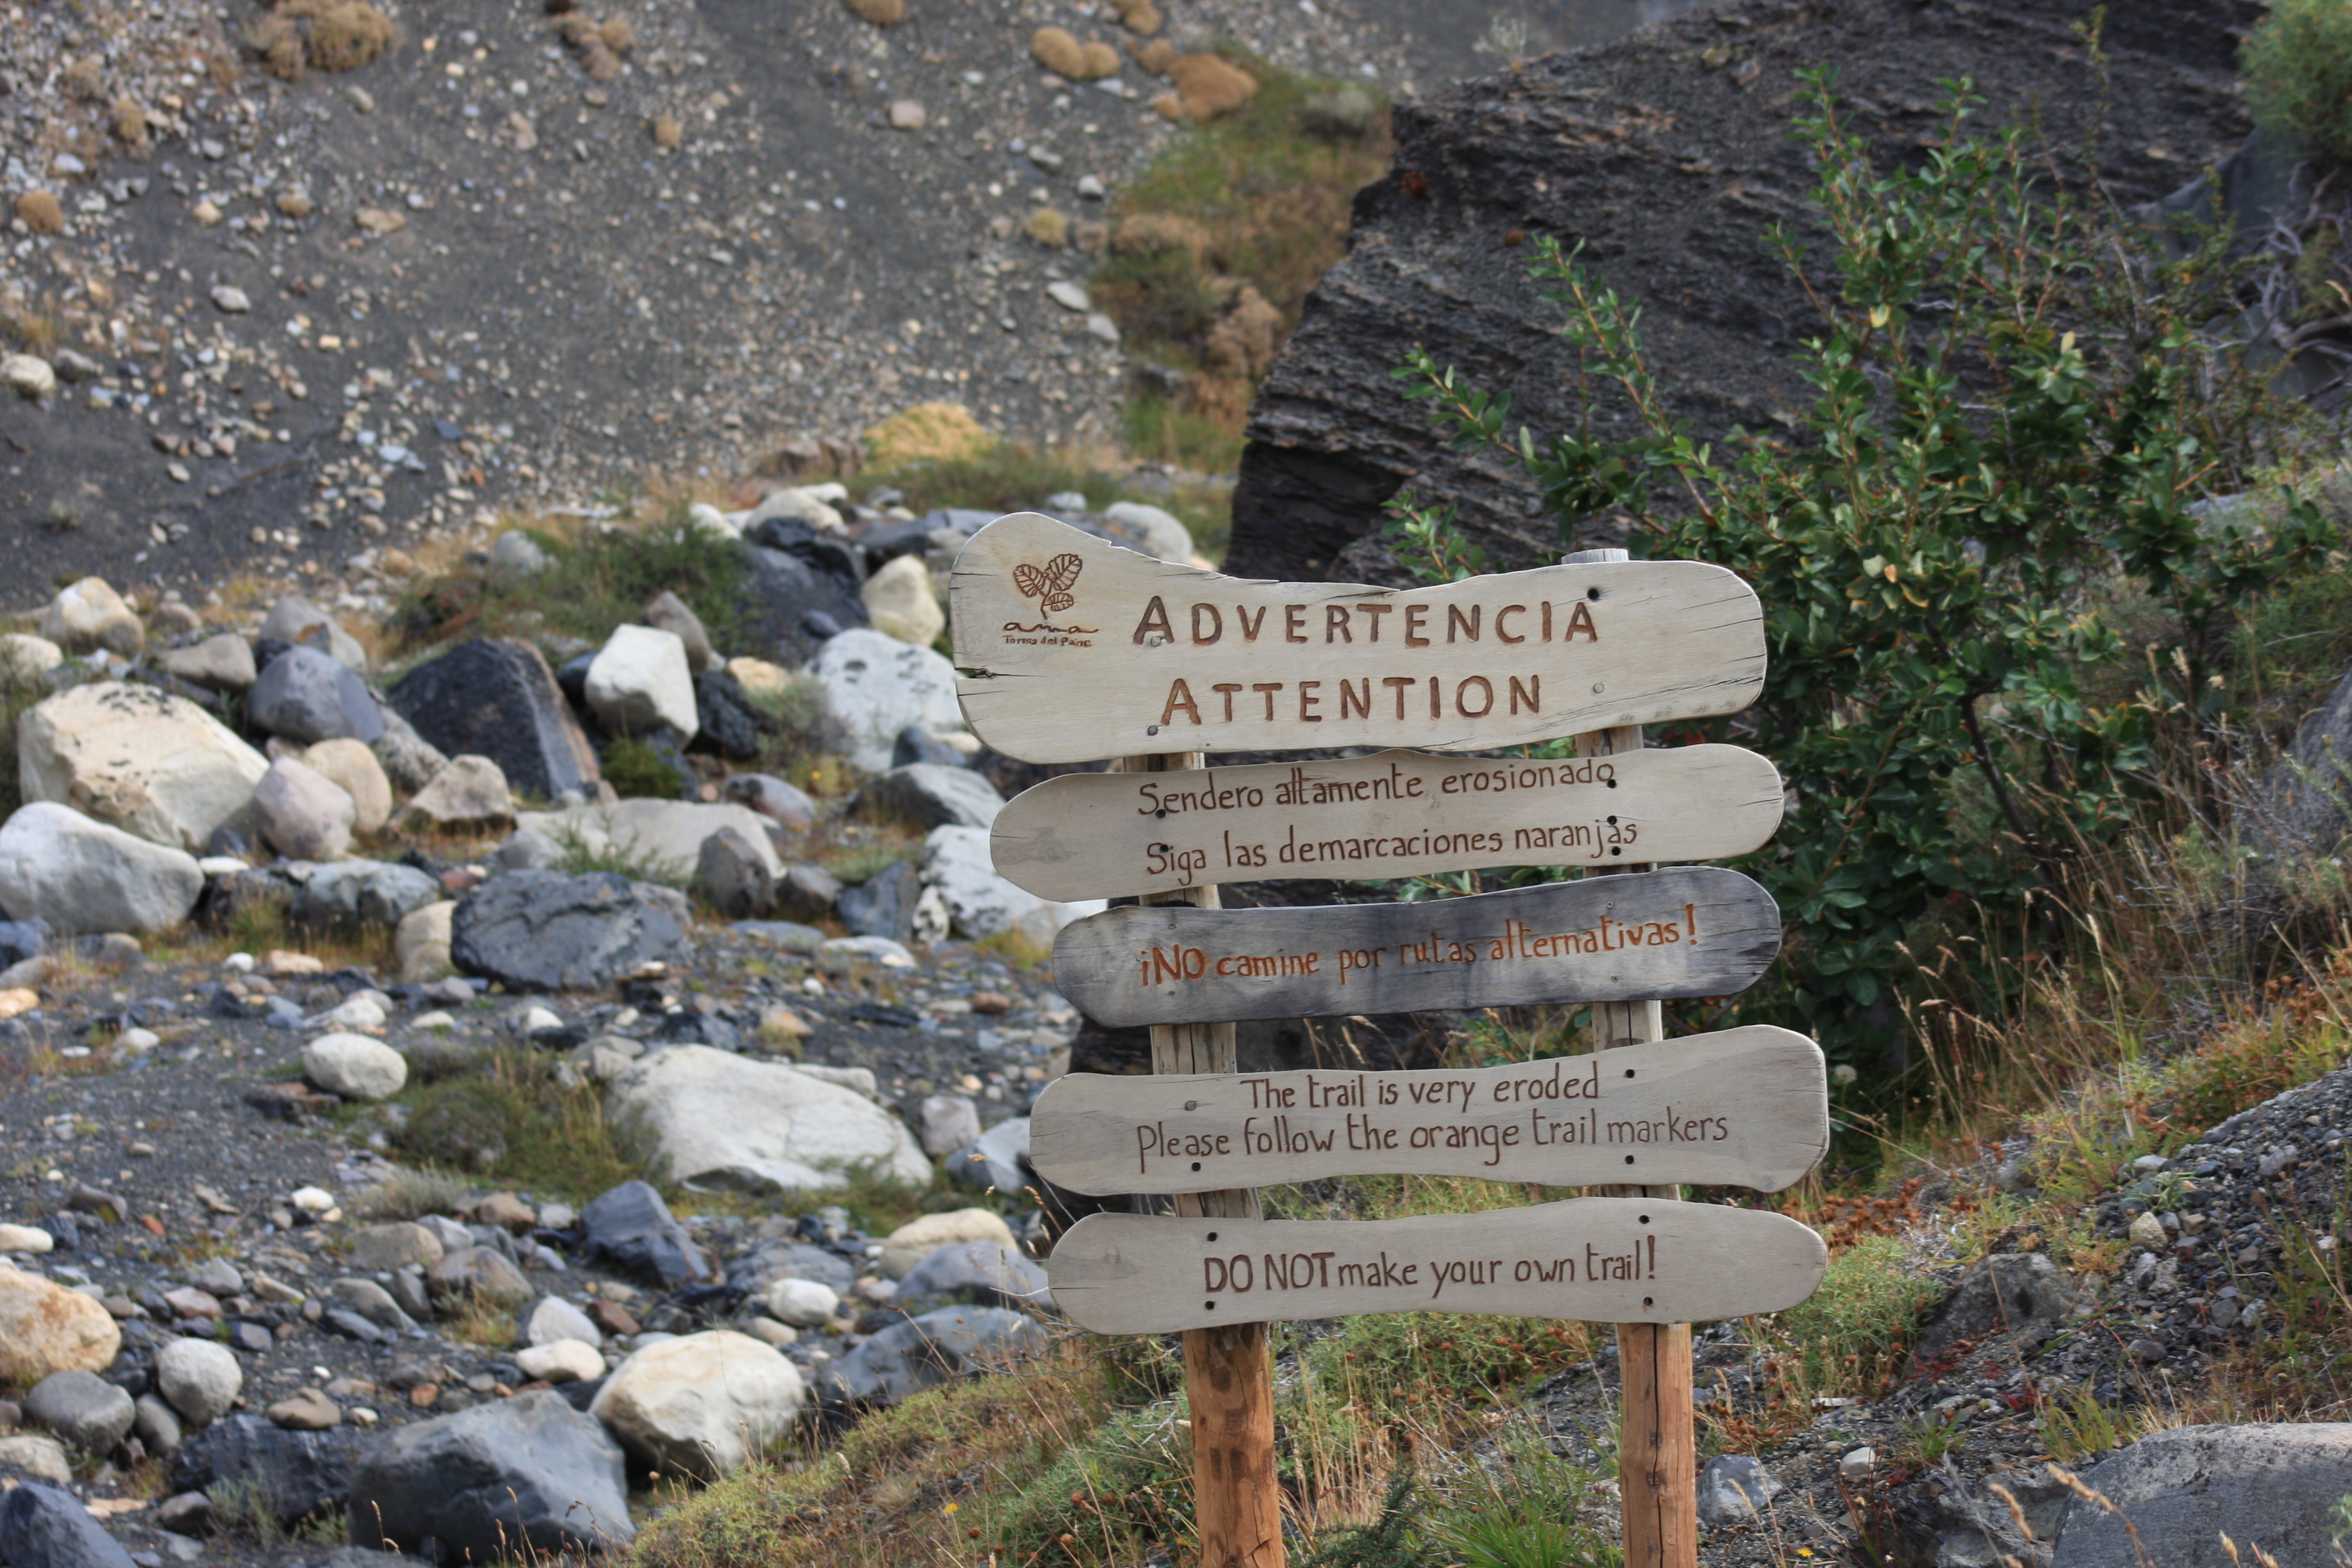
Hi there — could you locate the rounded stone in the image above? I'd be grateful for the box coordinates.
[155,1338,242,1426]
[302,1033,408,1101]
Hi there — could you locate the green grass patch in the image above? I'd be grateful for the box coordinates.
[387,1051,644,1201]
[1093,53,1391,475]
[859,442,1233,565]
[1766,1234,1942,1394]
[388,509,750,659]
[1305,1311,1596,1422]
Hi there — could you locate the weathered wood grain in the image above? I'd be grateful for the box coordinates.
[950,514,1766,764]
[1050,865,1782,1027]
[990,744,1783,902]
[1046,1198,1827,1334]
[1028,1025,1827,1195]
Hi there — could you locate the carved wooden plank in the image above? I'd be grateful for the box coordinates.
[1046,1198,1827,1335]
[991,743,1783,901]
[1028,1025,1826,1195]
[950,514,1766,765]
[1051,865,1781,1028]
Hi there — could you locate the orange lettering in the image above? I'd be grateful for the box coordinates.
[1160,679,1203,726]
[1236,606,1268,640]
[1212,682,1243,721]
[1299,681,1324,722]
[1509,675,1541,715]
[1357,604,1393,641]
[1191,604,1224,644]
[1457,676,1495,717]
[1382,676,1416,719]
[1566,601,1598,641]
[1339,678,1371,719]
[1284,604,1308,643]
[1447,604,1481,643]
[1495,605,1527,644]
[1132,596,1174,644]
[1405,605,1430,647]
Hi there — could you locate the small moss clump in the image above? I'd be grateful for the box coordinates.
[2244,0,2352,162]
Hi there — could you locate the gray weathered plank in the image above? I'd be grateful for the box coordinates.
[950,513,1766,764]
[1050,865,1781,1027]
[1028,1025,1827,1195]
[991,743,1783,902]
[1046,1197,1827,1334]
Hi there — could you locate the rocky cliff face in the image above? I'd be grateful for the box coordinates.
[1226,0,2259,583]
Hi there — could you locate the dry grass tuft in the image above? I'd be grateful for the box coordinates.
[863,402,995,469]
[246,0,394,81]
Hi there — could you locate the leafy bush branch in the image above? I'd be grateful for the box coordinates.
[1388,73,2336,1073]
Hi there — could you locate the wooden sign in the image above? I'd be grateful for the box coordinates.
[1028,1025,1826,1195]
[991,744,1783,902]
[949,514,1766,765]
[1051,865,1780,1028]
[1047,1197,1828,1335]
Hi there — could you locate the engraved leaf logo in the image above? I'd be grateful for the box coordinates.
[1013,552,1084,614]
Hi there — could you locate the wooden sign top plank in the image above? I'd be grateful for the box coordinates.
[1046,1198,1827,1334]
[1029,1025,1828,1195]
[991,743,1784,903]
[1051,864,1782,1028]
[949,514,1766,765]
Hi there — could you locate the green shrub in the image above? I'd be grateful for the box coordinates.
[1390,74,2337,1076]
[2244,0,2352,163]
[979,1402,1195,1565]
[1307,1310,1593,1419]
[389,1052,643,1199]
[599,736,690,800]
[1766,1235,1941,1391]
[389,512,750,658]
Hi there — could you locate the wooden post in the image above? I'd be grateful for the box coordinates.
[1121,750,1284,1568]
[1566,547,1697,1568]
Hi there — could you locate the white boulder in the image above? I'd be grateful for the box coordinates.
[812,629,965,776]
[860,555,946,647]
[589,1329,806,1478]
[1103,500,1196,563]
[155,1338,242,1426]
[585,624,698,741]
[514,1339,605,1384]
[39,578,142,655]
[18,682,269,852]
[605,1044,932,1193]
[303,1033,408,1101]
[922,826,1103,944]
[523,1295,603,1348]
[762,1278,840,1328]
[0,802,203,934]
[0,634,62,682]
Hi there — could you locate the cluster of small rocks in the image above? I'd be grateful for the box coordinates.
[0,482,1224,1564]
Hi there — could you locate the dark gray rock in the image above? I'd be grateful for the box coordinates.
[1909,1252,2078,1373]
[774,864,842,923]
[1694,1454,1781,1527]
[171,1413,360,1525]
[347,1388,634,1561]
[385,638,601,801]
[896,1241,1051,1312]
[0,1482,138,1568]
[687,669,769,761]
[22,1369,135,1454]
[2052,1423,2352,1567]
[319,1549,437,1568]
[580,1181,716,1287]
[740,532,868,667]
[450,871,687,991]
[2255,661,2352,857]
[766,1242,858,1296]
[836,859,916,943]
[891,726,970,770]
[945,1117,1031,1196]
[248,645,384,745]
[858,765,1004,831]
[819,1306,1047,1407]
[691,827,774,920]
[293,861,442,932]
[722,773,817,834]
[0,918,50,967]
[1220,0,2256,582]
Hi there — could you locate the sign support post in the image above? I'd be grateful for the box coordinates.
[1567,548,1696,1568]
[1122,750,1284,1568]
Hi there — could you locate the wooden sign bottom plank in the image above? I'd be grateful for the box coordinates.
[1030,1025,1828,1195]
[1046,1198,1826,1334]
[1052,865,1782,1027]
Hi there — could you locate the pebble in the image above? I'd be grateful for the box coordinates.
[211,285,251,313]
